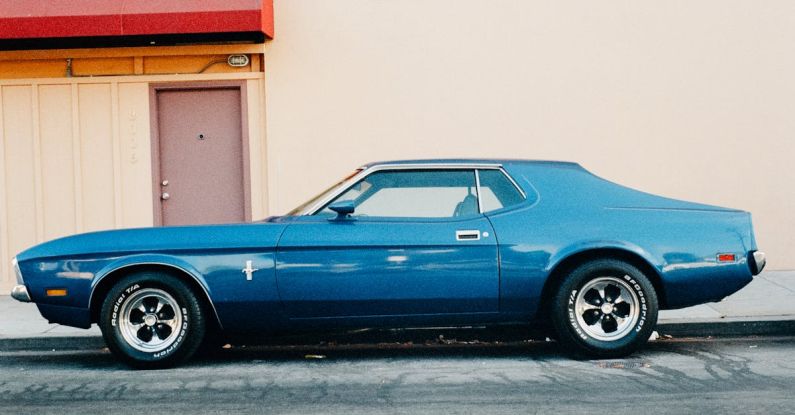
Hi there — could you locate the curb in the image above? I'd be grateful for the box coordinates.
[656,316,795,338]
[1,318,793,352]
[0,336,105,352]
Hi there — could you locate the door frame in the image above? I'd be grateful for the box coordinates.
[149,81,252,226]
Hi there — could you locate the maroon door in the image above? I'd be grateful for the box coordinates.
[154,87,247,226]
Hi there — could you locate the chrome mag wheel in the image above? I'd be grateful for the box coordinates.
[118,288,184,352]
[574,276,640,341]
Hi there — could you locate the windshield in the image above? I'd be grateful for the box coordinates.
[286,168,363,215]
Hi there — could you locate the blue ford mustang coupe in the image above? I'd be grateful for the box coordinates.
[11,159,765,368]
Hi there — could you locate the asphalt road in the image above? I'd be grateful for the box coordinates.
[0,336,794,414]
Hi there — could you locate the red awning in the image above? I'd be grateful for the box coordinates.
[0,0,273,48]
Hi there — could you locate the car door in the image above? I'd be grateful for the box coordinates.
[275,168,499,319]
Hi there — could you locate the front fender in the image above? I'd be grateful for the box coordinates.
[88,254,218,326]
[90,253,211,298]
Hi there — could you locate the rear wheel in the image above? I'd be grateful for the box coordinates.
[99,273,206,369]
[550,259,658,358]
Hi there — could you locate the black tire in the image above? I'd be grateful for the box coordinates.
[550,259,658,358]
[99,272,206,369]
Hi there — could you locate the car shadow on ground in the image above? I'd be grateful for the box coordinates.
[197,340,561,364]
[0,340,686,371]
[1,340,570,371]
[6,328,789,371]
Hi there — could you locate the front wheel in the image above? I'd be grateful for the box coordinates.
[99,273,206,369]
[550,259,658,358]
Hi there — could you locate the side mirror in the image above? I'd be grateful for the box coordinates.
[328,200,355,219]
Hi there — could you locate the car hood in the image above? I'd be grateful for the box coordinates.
[16,221,288,262]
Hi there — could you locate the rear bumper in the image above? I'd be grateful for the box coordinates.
[662,261,754,309]
[10,285,31,302]
[749,251,766,275]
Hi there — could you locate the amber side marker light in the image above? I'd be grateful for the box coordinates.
[45,288,68,297]
[717,253,736,262]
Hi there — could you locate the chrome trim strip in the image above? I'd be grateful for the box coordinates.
[11,285,31,302]
[88,262,224,330]
[303,162,506,215]
[474,170,484,214]
[496,167,527,199]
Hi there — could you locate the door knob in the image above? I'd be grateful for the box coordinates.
[161,192,170,200]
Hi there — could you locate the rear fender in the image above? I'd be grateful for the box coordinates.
[547,240,663,274]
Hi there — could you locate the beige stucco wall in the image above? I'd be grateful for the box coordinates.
[263,1,795,269]
[0,73,267,292]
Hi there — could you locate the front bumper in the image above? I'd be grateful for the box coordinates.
[10,256,31,302]
[11,285,31,302]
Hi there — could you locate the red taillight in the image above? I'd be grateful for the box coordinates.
[717,253,736,262]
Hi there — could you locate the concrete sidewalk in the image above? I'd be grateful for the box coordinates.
[1,271,794,341]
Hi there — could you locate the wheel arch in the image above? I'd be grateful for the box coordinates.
[538,247,667,318]
[89,262,223,330]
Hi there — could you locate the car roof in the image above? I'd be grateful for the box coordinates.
[362,158,581,169]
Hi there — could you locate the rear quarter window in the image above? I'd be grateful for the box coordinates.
[478,169,527,212]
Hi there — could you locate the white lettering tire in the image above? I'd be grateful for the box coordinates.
[100,273,206,369]
[550,259,658,358]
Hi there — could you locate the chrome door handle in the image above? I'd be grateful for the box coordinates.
[456,230,481,241]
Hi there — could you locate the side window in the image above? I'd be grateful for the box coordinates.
[318,170,479,218]
[478,169,525,212]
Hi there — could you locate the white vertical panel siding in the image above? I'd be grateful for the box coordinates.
[2,86,37,290]
[30,85,44,243]
[70,84,82,232]
[39,84,76,240]
[260,79,272,221]
[0,73,266,292]
[117,83,153,228]
[109,83,123,228]
[78,83,115,232]
[246,79,268,219]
